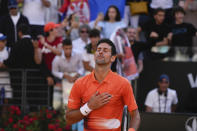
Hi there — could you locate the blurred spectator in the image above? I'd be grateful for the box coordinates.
[38,22,62,71]
[0,33,12,112]
[171,7,197,47]
[0,0,8,19]
[137,8,171,46]
[111,28,138,80]
[0,33,9,66]
[1,24,38,68]
[179,0,197,48]
[126,27,155,74]
[51,18,70,39]
[171,7,197,59]
[66,13,80,40]
[21,0,51,39]
[45,0,59,23]
[145,74,178,113]
[149,0,174,24]
[59,0,90,24]
[83,29,100,74]
[52,38,83,105]
[97,5,126,38]
[136,8,173,59]
[72,24,90,54]
[0,0,29,48]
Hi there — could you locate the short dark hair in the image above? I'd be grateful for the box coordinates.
[17,24,30,35]
[89,29,100,38]
[173,6,186,16]
[62,38,72,46]
[153,8,165,16]
[97,39,116,56]
[104,5,121,21]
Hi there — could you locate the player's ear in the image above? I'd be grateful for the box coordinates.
[111,55,116,62]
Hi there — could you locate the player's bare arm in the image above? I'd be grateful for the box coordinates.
[129,109,141,131]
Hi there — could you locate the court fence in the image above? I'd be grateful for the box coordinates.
[0,69,50,115]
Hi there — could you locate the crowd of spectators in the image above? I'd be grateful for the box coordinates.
[0,0,197,123]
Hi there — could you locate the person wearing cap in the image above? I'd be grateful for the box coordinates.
[38,22,62,71]
[0,0,29,48]
[37,22,63,108]
[144,74,178,113]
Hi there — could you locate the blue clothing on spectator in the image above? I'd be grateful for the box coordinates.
[98,21,126,38]
[72,119,84,131]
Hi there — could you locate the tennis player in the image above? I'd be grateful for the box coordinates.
[66,39,140,131]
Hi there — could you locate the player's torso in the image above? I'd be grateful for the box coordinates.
[80,76,124,130]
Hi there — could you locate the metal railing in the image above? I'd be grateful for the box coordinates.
[0,69,50,115]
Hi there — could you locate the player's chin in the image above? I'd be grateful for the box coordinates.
[96,60,106,65]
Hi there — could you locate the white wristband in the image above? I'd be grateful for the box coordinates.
[80,103,92,116]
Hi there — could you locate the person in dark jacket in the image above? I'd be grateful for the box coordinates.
[0,24,54,111]
[0,0,29,48]
[1,23,39,69]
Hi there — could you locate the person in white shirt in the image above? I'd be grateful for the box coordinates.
[20,0,51,39]
[145,74,178,113]
[72,24,90,55]
[52,38,84,106]
[45,0,59,23]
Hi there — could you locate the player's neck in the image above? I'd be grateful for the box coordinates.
[94,66,111,83]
